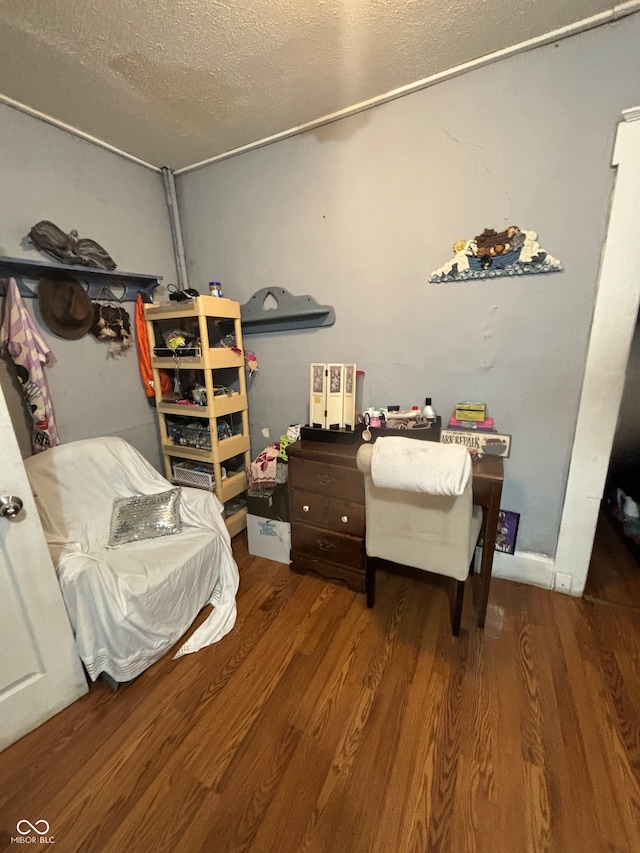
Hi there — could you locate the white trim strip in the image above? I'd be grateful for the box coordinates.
[175,1,640,175]
[491,550,556,592]
[0,93,162,173]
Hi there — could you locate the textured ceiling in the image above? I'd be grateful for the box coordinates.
[0,0,625,171]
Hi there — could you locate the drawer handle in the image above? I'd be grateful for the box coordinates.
[341,515,348,523]
[302,505,310,512]
[317,474,336,486]
[316,539,335,552]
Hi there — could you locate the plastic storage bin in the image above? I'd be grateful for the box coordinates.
[172,460,225,491]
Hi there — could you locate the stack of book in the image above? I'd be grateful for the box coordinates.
[448,401,495,432]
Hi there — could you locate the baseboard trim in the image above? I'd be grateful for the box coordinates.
[490,549,556,591]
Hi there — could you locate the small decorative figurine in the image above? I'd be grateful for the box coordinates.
[28,220,117,270]
[429,225,562,282]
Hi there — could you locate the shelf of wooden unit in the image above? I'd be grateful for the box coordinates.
[151,347,244,370]
[225,507,248,539]
[161,443,212,464]
[157,393,247,419]
[151,356,203,369]
[215,433,251,462]
[219,471,252,502]
[144,295,240,321]
[161,431,249,466]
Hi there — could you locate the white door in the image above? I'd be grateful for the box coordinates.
[0,382,87,752]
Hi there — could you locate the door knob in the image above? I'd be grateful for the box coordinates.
[0,495,24,519]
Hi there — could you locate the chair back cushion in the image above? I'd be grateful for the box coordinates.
[357,443,480,581]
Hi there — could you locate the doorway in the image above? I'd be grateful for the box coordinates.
[553,106,640,596]
[584,313,640,609]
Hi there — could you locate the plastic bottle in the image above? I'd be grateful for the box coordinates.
[422,397,437,422]
[209,281,223,297]
[388,408,419,419]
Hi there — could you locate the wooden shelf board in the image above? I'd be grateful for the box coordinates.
[212,394,247,417]
[151,348,244,371]
[157,395,247,418]
[145,295,240,321]
[220,472,249,503]
[216,434,251,463]
[203,349,244,370]
[158,403,208,417]
[162,443,211,463]
[225,507,248,538]
[152,357,202,369]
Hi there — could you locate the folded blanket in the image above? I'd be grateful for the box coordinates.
[371,437,471,496]
[247,442,280,490]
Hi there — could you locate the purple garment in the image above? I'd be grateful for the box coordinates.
[0,278,59,452]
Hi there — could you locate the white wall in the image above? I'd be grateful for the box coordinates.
[176,14,640,561]
[0,104,177,466]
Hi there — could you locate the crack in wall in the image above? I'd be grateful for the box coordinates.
[440,125,513,208]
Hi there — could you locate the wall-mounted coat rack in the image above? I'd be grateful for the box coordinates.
[0,256,162,302]
[240,287,335,334]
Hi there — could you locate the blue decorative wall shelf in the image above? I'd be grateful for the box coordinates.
[240,287,335,334]
[0,256,162,302]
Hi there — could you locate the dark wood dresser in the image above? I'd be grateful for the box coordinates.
[288,440,365,592]
[288,438,503,626]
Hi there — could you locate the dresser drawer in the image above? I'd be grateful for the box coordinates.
[327,498,365,537]
[289,459,364,504]
[290,488,328,526]
[291,523,364,570]
[290,550,366,593]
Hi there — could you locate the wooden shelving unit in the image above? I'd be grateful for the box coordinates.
[144,296,251,537]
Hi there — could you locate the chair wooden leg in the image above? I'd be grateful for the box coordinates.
[452,579,465,636]
[365,556,376,608]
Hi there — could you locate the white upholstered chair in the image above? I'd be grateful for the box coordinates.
[25,436,239,684]
[356,440,483,635]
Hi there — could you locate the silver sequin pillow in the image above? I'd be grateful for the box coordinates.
[107,488,182,547]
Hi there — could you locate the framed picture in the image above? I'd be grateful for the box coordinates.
[345,365,354,394]
[329,365,342,393]
[312,364,324,393]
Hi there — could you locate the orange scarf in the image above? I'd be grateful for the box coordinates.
[135,295,171,398]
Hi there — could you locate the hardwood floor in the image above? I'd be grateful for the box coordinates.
[585,507,640,611]
[2,533,640,852]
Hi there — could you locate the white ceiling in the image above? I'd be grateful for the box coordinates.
[0,0,628,172]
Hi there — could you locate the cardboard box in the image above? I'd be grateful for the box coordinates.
[247,515,291,564]
[245,483,290,521]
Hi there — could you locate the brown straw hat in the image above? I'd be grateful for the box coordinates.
[38,276,94,340]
